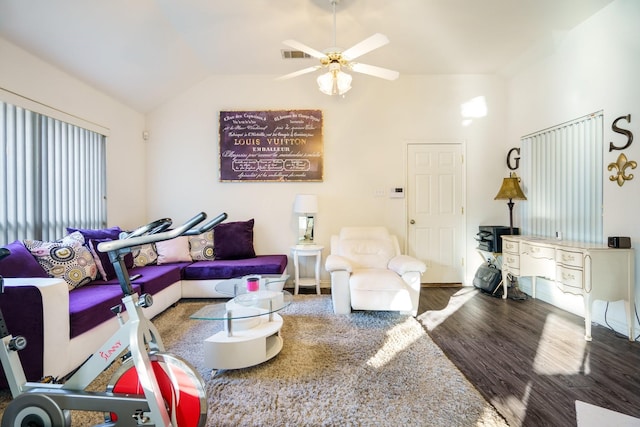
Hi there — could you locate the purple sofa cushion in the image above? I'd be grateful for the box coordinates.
[66,226,122,241]
[127,263,187,295]
[213,219,256,260]
[0,241,48,278]
[181,255,288,280]
[68,283,142,338]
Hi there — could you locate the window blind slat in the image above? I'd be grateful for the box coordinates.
[0,100,106,244]
[521,112,603,243]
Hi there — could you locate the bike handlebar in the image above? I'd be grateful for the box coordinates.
[182,212,228,236]
[97,212,227,254]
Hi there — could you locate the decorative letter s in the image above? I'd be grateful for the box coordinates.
[609,114,633,151]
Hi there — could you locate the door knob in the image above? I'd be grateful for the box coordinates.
[410,219,415,224]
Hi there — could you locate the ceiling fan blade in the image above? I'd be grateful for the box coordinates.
[276,65,322,81]
[342,33,390,61]
[350,63,400,81]
[282,39,327,60]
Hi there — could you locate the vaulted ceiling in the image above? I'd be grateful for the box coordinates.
[0,0,613,112]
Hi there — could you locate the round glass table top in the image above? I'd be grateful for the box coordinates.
[215,274,289,297]
[190,290,293,321]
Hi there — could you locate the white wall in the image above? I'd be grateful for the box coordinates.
[0,33,512,286]
[507,0,640,336]
[0,38,148,231]
[146,73,509,283]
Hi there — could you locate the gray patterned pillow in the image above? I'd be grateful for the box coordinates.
[188,231,214,261]
[23,231,97,290]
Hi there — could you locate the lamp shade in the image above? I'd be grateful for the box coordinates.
[494,174,527,201]
[294,194,318,214]
[317,69,352,96]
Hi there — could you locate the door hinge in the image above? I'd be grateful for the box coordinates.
[461,206,464,215]
[461,257,465,267]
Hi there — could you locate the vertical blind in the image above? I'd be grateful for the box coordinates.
[1,101,107,244]
[520,112,604,243]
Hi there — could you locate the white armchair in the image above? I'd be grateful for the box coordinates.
[325,227,427,316]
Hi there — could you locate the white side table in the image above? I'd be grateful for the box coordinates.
[290,245,324,295]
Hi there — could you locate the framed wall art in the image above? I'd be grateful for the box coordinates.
[219,110,323,182]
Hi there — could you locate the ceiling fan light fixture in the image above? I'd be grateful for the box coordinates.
[317,69,352,96]
[279,0,397,95]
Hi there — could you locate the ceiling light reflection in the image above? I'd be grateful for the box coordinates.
[460,95,488,126]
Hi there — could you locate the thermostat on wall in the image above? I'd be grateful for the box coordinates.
[390,187,404,198]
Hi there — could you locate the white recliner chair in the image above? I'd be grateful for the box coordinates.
[325,227,427,316]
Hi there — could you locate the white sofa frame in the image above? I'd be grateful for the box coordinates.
[3,275,284,381]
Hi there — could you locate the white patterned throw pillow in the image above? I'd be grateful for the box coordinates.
[132,243,158,267]
[23,231,98,290]
[188,231,215,261]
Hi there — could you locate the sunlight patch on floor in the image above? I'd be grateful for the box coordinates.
[534,312,589,375]
[366,317,422,369]
[492,381,532,425]
[418,287,480,331]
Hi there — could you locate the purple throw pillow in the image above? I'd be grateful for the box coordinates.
[213,219,256,260]
[66,226,122,241]
[88,238,134,281]
[0,241,49,278]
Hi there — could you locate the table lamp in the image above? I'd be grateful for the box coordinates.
[494,172,527,235]
[294,194,318,244]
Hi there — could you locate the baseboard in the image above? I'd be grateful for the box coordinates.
[421,283,462,288]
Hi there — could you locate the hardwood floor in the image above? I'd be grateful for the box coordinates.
[417,286,640,427]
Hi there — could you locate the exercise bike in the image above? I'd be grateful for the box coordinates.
[0,211,227,426]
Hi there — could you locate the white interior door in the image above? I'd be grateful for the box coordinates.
[407,143,465,283]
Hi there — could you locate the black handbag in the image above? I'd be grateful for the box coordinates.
[472,263,503,296]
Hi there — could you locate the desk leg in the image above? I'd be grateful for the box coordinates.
[501,271,508,299]
[626,254,635,341]
[625,299,634,341]
[502,279,508,299]
[583,294,592,342]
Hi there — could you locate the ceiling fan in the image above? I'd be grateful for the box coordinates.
[276,0,399,96]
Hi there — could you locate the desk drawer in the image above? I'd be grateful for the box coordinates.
[522,243,554,260]
[556,266,583,290]
[502,239,519,254]
[503,264,520,276]
[503,254,520,269]
[556,249,583,268]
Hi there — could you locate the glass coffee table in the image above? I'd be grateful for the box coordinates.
[214,274,289,297]
[190,290,293,371]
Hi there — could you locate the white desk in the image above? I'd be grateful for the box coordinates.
[290,245,323,295]
[501,235,635,341]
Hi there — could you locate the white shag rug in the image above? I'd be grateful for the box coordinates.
[0,295,508,426]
